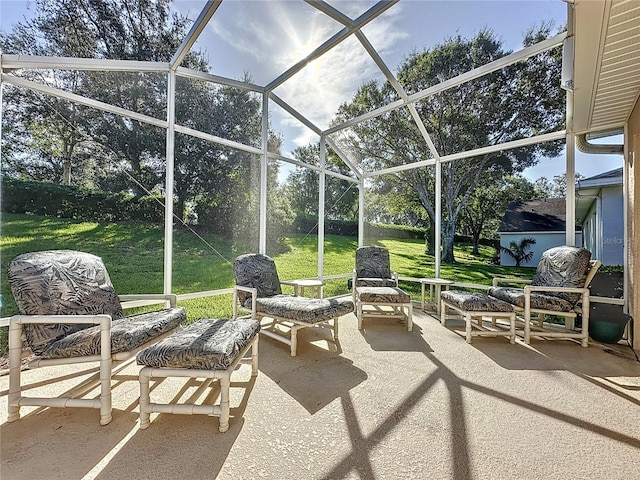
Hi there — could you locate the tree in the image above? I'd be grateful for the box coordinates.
[334,25,565,263]
[460,175,538,254]
[1,0,283,239]
[534,172,583,198]
[1,0,209,193]
[285,143,358,222]
[501,237,537,267]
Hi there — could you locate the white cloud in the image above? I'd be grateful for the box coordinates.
[269,4,407,147]
[174,2,406,151]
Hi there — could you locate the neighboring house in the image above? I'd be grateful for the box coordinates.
[498,198,582,267]
[576,167,624,266]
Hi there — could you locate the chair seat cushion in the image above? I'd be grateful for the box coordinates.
[136,318,260,370]
[40,307,186,359]
[441,290,513,312]
[355,278,398,288]
[357,286,411,304]
[488,287,574,312]
[251,295,354,324]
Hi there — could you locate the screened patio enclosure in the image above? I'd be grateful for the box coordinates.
[1,0,638,348]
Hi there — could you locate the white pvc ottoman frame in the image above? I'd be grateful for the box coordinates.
[440,298,516,344]
[138,334,258,433]
[356,292,413,332]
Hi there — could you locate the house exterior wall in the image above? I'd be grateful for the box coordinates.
[581,185,625,265]
[628,98,640,352]
[581,201,599,260]
[499,232,583,267]
[601,185,624,265]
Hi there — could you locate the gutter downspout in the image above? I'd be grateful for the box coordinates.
[576,134,623,155]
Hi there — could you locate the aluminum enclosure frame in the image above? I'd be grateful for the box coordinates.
[0,0,573,292]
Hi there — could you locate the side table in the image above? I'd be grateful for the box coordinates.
[289,279,325,298]
[419,278,455,313]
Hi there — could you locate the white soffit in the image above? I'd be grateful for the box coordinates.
[573,0,640,135]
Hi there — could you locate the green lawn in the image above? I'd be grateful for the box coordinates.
[0,213,533,354]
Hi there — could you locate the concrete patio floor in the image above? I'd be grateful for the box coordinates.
[1,308,639,480]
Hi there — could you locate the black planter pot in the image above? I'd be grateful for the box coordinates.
[588,304,631,344]
[585,271,629,344]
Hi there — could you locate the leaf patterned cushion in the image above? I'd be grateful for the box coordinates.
[357,286,411,304]
[441,290,513,312]
[355,246,392,280]
[487,287,574,312]
[233,254,283,304]
[252,295,354,324]
[7,250,124,355]
[354,278,398,288]
[136,318,260,370]
[531,246,591,306]
[41,307,186,358]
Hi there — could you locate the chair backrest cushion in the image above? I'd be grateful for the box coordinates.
[355,246,391,279]
[233,253,283,303]
[7,250,123,355]
[531,246,592,306]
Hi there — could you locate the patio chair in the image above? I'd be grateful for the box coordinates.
[232,253,354,356]
[352,246,413,331]
[488,246,602,347]
[352,246,398,302]
[7,250,186,425]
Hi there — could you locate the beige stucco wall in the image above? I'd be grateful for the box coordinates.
[628,98,640,351]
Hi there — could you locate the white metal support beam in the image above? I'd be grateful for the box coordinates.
[269,92,322,135]
[268,151,358,183]
[0,66,4,185]
[319,137,327,278]
[365,130,567,178]
[325,32,567,136]
[565,2,576,246]
[268,91,362,179]
[266,0,398,91]
[1,54,169,72]
[2,74,167,128]
[260,91,269,254]
[354,30,444,172]
[164,70,177,295]
[175,124,263,156]
[358,177,365,247]
[435,158,442,277]
[170,0,223,70]
[307,3,446,262]
[177,67,265,93]
[324,136,362,180]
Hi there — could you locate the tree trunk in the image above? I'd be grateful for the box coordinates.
[424,223,435,255]
[62,160,72,186]
[471,231,480,255]
[62,138,72,186]
[175,196,186,223]
[441,221,456,263]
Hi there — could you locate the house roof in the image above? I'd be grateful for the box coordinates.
[578,167,623,188]
[498,198,581,233]
[575,167,623,223]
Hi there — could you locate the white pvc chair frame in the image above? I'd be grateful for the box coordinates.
[492,260,602,347]
[232,285,339,357]
[7,294,179,426]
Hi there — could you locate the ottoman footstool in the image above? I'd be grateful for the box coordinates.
[440,291,516,344]
[355,286,413,331]
[136,318,260,433]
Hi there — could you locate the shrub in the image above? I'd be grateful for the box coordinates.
[1,177,166,223]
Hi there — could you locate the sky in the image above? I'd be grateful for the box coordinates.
[0,0,623,182]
